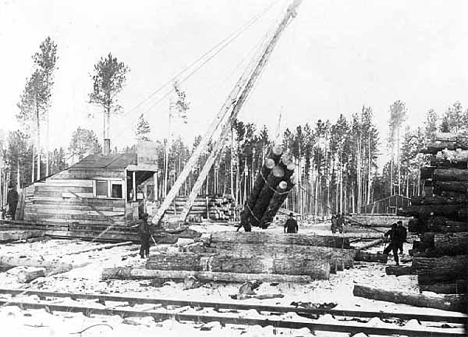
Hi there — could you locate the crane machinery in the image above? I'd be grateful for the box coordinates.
[152,0,302,226]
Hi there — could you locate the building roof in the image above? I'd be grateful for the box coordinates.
[69,153,137,170]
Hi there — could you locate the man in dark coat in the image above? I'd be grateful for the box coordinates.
[137,213,152,258]
[7,184,19,220]
[284,213,298,233]
[396,220,407,254]
[383,223,404,265]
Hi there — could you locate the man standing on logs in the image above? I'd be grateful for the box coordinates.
[383,223,403,265]
[284,213,298,233]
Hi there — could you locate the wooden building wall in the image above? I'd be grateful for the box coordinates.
[23,167,127,227]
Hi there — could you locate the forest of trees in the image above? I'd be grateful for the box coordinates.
[2,37,468,218]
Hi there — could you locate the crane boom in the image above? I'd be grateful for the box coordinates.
[153,0,302,225]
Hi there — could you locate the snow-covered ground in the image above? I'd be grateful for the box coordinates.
[0,222,464,336]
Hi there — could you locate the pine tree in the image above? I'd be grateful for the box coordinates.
[135,114,152,141]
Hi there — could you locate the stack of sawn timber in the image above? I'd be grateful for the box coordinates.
[142,231,355,283]
[165,196,235,221]
[395,131,467,310]
[240,145,295,229]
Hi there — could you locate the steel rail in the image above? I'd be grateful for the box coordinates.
[0,298,464,336]
[0,288,465,324]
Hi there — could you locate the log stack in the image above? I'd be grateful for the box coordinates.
[165,195,236,221]
[240,145,295,230]
[397,131,468,308]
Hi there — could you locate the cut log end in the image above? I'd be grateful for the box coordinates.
[264,158,275,169]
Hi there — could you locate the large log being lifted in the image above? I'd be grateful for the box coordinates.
[210,231,351,249]
[353,284,467,312]
[260,179,295,229]
[412,255,468,283]
[145,254,330,279]
[101,267,312,283]
[250,165,285,227]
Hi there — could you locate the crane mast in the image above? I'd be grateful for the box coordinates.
[153,0,302,225]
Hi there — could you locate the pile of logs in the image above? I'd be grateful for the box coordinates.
[101,230,392,283]
[394,131,468,311]
[240,145,295,230]
[165,195,236,221]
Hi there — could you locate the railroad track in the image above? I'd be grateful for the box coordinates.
[0,288,465,336]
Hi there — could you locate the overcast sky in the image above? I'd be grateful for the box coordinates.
[1,0,467,160]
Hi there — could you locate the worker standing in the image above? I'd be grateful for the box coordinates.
[284,213,298,233]
[396,220,407,254]
[383,223,403,265]
[7,184,19,220]
[137,213,152,259]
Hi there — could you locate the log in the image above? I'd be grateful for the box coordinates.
[434,131,468,143]
[355,239,384,250]
[0,255,73,275]
[386,265,414,276]
[210,231,351,249]
[427,216,468,233]
[354,251,388,263]
[7,266,46,283]
[250,166,285,227]
[398,205,466,220]
[259,180,294,229]
[434,181,468,195]
[102,267,313,283]
[0,230,45,243]
[412,255,468,283]
[411,196,468,206]
[429,158,468,169]
[421,141,468,154]
[408,218,426,233]
[435,149,468,162]
[434,168,468,182]
[210,242,355,268]
[353,284,467,312]
[419,280,468,294]
[433,233,468,256]
[146,253,330,279]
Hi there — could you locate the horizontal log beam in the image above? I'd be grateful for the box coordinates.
[101,267,313,283]
[210,231,351,248]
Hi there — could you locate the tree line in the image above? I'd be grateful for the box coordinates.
[2,36,468,217]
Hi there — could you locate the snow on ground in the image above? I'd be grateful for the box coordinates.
[0,222,464,336]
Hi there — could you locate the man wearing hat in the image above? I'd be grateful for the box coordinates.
[137,213,152,258]
[284,213,298,233]
[6,184,19,220]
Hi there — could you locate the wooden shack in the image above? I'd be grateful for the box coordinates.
[22,142,159,227]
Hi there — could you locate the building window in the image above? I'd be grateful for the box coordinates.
[96,180,108,197]
[111,183,123,198]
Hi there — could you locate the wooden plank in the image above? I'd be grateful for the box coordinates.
[45,179,94,187]
[35,185,94,193]
[61,192,96,198]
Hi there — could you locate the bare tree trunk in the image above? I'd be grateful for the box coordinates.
[36,101,41,181]
[230,130,234,201]
[31,145,35,183]
[397,127,401,195]
[45,110,49,176]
